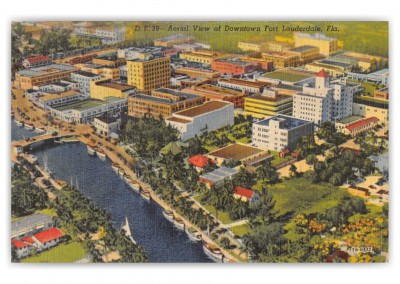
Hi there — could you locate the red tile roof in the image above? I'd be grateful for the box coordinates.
[234,186,254,199]
[188,154,214,167]
[345,117,379,131]
[22,236,35,244]
[280,149,290,154]
[12,239,32,249]
[33,227,65,244]
[26,55,51,63]
[316,69,328,78]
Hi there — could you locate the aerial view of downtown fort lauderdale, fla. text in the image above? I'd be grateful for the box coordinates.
[11,21,388,263]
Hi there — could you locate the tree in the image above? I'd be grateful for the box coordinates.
[289,164,298,178]
[252,186,276,224]
[306,154,317,166]
[256,160,279,184]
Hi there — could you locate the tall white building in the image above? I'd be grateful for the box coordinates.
[293,70,356,125]
[165,101,234,141]
[252,114,314,151]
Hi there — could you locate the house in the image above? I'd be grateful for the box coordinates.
[187,154,215,172]
[11,213,54,239]
[199,167,238,188]
[31,227,65,251]
[22,55,53,69]
[11,239,34,259]
[233,186,259,204]
[341,117,379,137]
[93,115,121,137]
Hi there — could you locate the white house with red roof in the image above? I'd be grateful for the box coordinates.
[22,55,53,69]
[233,186,259,204]
[342,117,379,137]
[187,154,215,172]
[11,239,34,259]
[31,227,65,251]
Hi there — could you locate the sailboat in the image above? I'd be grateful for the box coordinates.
[121,216,136,244]
[43,154,53,178]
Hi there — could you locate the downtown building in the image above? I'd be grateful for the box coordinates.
[292,70,357,125]
[127,56,171,94]
[252,114,314,151]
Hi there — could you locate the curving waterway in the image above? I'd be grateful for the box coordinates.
[12,121,212,263]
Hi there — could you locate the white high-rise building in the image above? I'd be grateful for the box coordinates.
[293,70,356,125]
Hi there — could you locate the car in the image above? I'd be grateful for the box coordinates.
[369,185,377,190]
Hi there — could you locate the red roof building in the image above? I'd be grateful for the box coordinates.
[343,117,379,137]
[32,227,65,244]
[234,186,255,199]
[22,236,35,244]
[188,154,214,168]
[22,55,53,69]
[316,69,328,77]
[12,239,32,249]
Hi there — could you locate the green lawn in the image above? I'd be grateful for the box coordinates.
[270,150,292,167]
[193,194,234,224]
[348,79,378,96]
[262,70,312,82]
[265,177,349,216]
[21,242,87,263]
[230,224,249,237]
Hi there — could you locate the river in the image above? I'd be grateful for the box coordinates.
[12,121,212,263]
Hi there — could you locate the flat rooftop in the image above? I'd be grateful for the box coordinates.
[40,90,80,102]
[336,115,364,125]
[154,88,201,100]
[185,84,243,97]
[165,116,192,124]
[247,93,293,102]
[288,45,318,52]
[11,213,52,233]
[208,143,265,161]
[262,68,315,82]
[18,64,77,77]
[55,96,125,111]
[200,167,238,183]
[176,67,220,74]
[219,78,269,88]
[295,32,336,41]
[255,114,312,129]
[214,57,255,66]
[174,101,231,118]
[96,81,135,91]
[318,59,350,68]
[72,70,100,77]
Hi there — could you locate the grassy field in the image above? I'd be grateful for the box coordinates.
[266,177,349,216]
[193,194,234,224]
[262,70,312,82]
[125,21,388,57]
[270,150,293,167]
[230,224,249,237]
[21,242,86,263]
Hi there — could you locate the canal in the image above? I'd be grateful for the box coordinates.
[12,122,212,263]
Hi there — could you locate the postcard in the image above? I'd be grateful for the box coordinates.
[11,21,388,263]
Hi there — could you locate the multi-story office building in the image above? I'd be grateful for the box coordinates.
[127,56,170,94]
[179,50,229,65]
[71,71,102,95]
[244,90,293,119]
[153,34,195,47]
[238,41,268,52]
[293,70,357,124]
[261,52,300,69]
[252,114,314,151]
[174,67,221,81]
[352,97,389,132]
[183,84,246,109]
[211,57,259,75]
[90,79,135,101]
[240,56,274,72]
[15,64,77,90]
[128,88,204,118]
[165,101,234,141]
[217,78,269,94]
[22,55,53,69]
[73,22,126,45]
[294,33,338,56]
[287,45,320,63]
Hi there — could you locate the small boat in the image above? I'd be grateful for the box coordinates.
[97,148,107,161]
[129,180,140,192]
[111,163,120,174]
[141,190,151,201]
[87,142,97,156]
[34,127,45,133]
[174,217,185,231]
[203,242,224,262]
[28,154,38,163]
[223,258,235,263]
[14,120,23,127]
[186,227,202,242]
[162,210,175,223]
[121,216,136,244]
[119,169,125,177]
[124,175,132,183]
[25,123,34,131]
